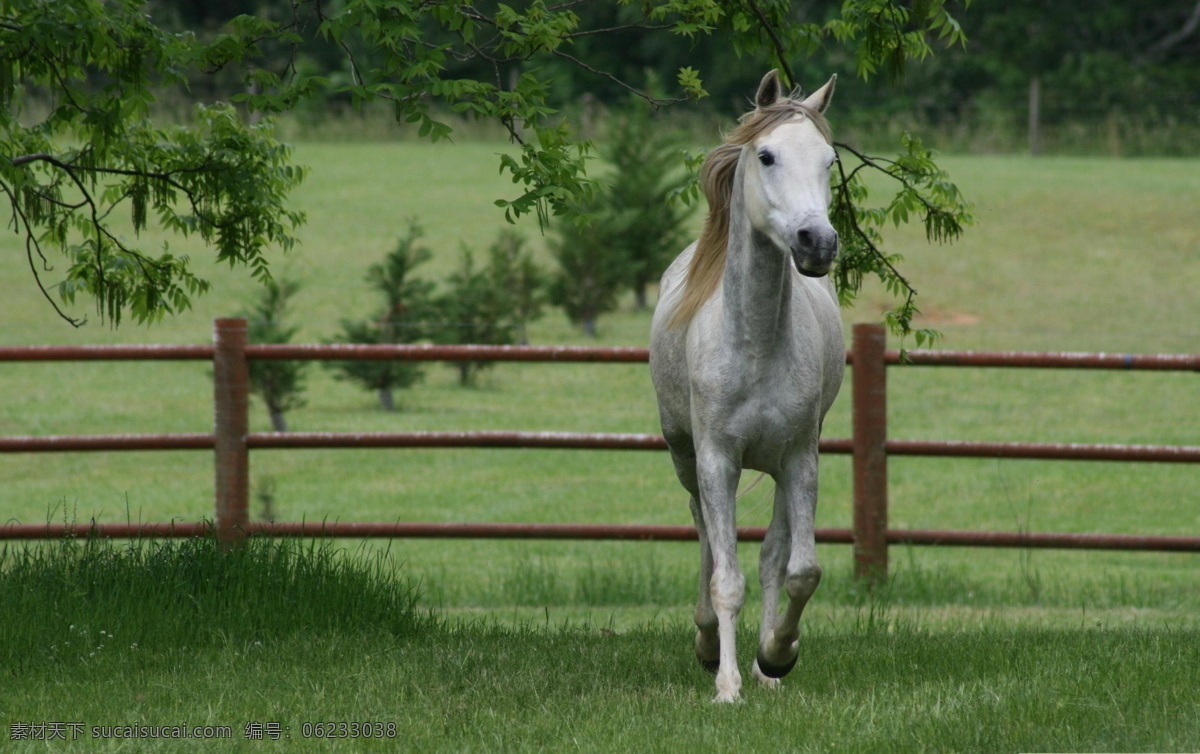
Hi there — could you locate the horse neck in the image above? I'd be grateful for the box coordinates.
[720,163,793,351]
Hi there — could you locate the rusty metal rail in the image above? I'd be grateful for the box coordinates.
[0,343,651,363]
[245,431,672,451]
[8,341,1195,370]
[245,343,653,362]
[3,432,1196,463]
[0,434,214,452]
[892,349,1200,371]
[0,344,214,361]
[0,431,675,453]
[2,319,1198,577]
[0,521,770,542]
[885,439,1200,463]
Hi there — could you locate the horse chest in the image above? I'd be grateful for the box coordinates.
[691,349,822,465]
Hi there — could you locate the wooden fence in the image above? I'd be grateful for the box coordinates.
[2,319,1198,579]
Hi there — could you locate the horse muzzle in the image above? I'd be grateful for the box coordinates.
[792,226,839,278]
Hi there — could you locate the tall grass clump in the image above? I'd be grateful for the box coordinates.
[815,550,1200,614]
[0,535,431,672]
[494,552,692,608]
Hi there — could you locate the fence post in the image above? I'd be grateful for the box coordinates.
[213,318,250,545]
[851,323,888,582]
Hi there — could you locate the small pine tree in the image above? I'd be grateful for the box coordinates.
[434,230,546,385]
[546,98,694,334]
[548,200,631,337]
[486,229,547,345]
[603,99,695,310]
[240,278,307,432]
[325,221,436,411]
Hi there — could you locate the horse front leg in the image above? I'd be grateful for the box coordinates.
[755,449,821,681]
[695,447,744,703]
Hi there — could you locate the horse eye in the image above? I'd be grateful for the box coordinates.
[758,150,775,167]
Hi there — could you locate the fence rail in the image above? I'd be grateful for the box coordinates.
[7,343,1198,369]
[2,319,1198,578]
[5,432,1195,462]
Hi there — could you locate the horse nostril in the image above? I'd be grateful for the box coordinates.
[797,229,814,251]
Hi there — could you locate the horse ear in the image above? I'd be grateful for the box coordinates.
[755,70,782,109]
[800,74,836,114]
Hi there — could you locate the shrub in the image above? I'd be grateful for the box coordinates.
[548,100,694,334]
[603,100,695,310]
[325,221,437,410]
[239,278,307,432]
[434,229,546,385]
[548,204,629,338]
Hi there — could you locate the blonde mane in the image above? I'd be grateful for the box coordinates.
[668,99,833,328]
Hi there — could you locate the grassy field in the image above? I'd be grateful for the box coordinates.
[3,537,1198,752]
[1,140,1198,747]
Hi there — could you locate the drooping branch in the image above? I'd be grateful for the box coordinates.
[1140,0,1200,64]
[550,49,689,107]
[831,152,918,299]
[740,0,799,89]
[11,150,275,242]
[834,140,967,244]
[0,180,86,326]
[827,132,971,347]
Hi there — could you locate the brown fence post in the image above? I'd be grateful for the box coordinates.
[213,318,250,545]
[852,323,888,582]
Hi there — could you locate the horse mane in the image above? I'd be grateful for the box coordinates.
[668,97,833,328]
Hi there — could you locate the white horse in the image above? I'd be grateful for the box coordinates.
[649,70,845,703]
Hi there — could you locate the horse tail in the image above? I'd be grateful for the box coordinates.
[736,472,769,501]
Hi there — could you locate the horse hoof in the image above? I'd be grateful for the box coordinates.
[755,649,798,679]
[752,660,783,689]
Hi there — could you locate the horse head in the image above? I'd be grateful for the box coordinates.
[741,70,840,278]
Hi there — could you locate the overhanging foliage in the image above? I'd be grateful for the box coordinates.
[2,0,975,339]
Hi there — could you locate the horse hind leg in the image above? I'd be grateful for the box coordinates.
[667,443,720,674]
[752,496,790,689]
[755,556,821,679]
[688,494,720,674]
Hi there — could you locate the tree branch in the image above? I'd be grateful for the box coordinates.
[834,140,960,238]
[550,49,688,107]
[10,152,55,168]
[740,0,798,89]
[832,152,918,299]
[566,21,672,39]
[1141,0,1200,64]
[0,180,86,326]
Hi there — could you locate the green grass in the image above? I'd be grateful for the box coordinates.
[0,536,429,672]
[10,623,1200,752]
[3,538,1198,752]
